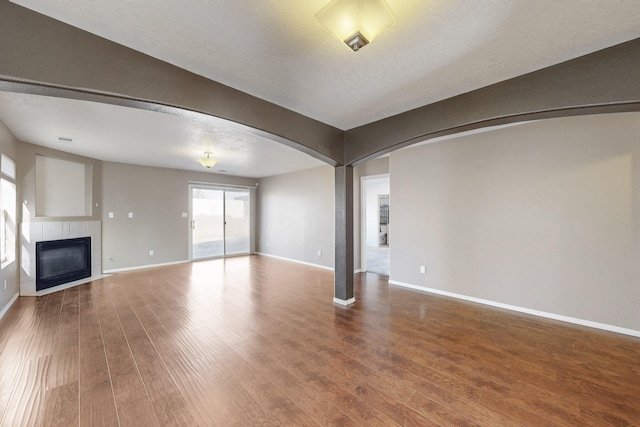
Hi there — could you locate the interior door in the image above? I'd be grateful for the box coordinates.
[190,186,250,259]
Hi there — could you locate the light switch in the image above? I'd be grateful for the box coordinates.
[182,212,188,218]
[108,212,114,219]
[128,212,134,218]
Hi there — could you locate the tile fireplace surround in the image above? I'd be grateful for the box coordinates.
[20,220,103,296]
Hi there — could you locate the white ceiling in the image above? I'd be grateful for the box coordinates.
[2,0,640,177]
[0,92,325,178]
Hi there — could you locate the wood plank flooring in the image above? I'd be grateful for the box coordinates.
[1,255,639,426]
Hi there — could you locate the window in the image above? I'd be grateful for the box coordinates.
[1,154,16,267]
[1,153,15,179]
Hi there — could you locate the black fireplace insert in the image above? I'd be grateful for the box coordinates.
[36,237,91,291]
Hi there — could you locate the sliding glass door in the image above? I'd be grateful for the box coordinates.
[190,185,250,259]
[191,187,224,259]
[224,190,250,255]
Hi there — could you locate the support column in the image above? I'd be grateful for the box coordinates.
[334,165,355,305]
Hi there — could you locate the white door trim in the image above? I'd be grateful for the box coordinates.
[360,173,389,273]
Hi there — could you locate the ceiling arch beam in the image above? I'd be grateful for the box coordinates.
[0,0,344,167]
[1,1,639,169]
[345,37,640,165]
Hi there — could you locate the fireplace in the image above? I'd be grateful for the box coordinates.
[36,237,92,291]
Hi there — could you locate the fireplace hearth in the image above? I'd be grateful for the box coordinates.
[36,237,91,291]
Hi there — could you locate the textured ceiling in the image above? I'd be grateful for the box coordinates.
[10,0,640,130]
[0,92,325,178]
[2,0,640,177]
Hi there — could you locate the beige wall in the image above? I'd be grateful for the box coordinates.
[390,112,640,331]
[102,162,256,271]
[0,120,18,312]
[257,166,335,268]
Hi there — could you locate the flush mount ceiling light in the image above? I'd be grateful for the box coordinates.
[315,0,397,51]
[197,152,218,170]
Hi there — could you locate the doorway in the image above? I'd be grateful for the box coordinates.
[189,185,250,260]
[361,174,390,276]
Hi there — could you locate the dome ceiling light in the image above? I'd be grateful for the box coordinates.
[197,152,218,170]
[315,0,397,51]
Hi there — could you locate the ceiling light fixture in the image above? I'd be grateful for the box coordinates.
[197,152,218,170]
[315,0,397,51]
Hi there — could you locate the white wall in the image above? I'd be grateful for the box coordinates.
[257,166,334,268]
[390,112,640,331]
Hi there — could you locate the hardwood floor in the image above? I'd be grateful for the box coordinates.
[1,255,639,426]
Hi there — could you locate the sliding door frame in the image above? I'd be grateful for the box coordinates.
[188,182,255,261]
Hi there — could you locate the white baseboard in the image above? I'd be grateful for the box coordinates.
[0,292,19,320]
[104,260,189,274]
[256,252,334,271]
[256,252,363,274]
[388,279,640,338]
[333,297,356,306]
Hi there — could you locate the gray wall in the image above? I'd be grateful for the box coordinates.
[18,142,103,223]
[102,162,256,271]
[257,166,335,268]
[255,159,391,272]
[390,112,640,330]
[0,120,18,312]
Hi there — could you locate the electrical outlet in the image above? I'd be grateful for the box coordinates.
[128,212,134,219]
[108,212,114,219]
[420,265,426,274]
[149,250,154,256]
